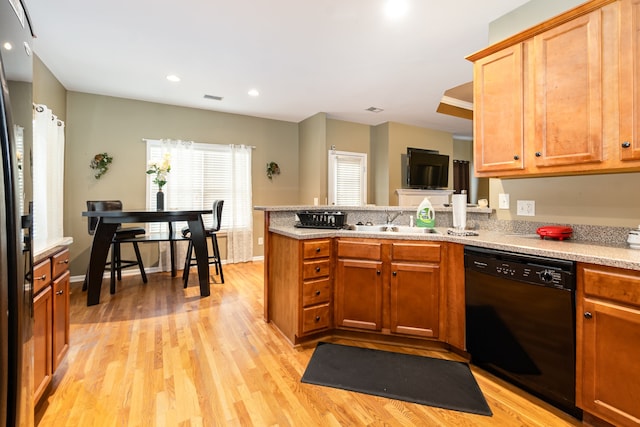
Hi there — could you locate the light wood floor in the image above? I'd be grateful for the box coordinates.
[35,262,582,426]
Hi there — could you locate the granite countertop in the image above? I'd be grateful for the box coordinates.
[268,225,640,271]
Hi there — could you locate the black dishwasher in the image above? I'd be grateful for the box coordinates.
[464,246,581,419]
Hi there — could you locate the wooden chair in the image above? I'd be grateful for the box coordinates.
[83,200,148,294]
[182,200,224,287]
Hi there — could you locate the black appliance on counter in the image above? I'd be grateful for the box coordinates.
[464,246,581,419]
[1,1,35,425]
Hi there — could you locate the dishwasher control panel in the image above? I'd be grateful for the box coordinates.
[464,247,575,290]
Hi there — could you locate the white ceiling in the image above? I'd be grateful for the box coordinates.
[25,0,529,138]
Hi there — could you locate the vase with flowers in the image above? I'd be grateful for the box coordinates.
[146,153,171,210]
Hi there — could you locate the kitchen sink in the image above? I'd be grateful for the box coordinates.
[346,224,440,234]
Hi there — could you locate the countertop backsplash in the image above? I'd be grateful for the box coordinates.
[262,206,633,248]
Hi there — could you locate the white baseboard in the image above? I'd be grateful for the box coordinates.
[70,257,264,283]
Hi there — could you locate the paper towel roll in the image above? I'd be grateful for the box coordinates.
[452,194,467,230]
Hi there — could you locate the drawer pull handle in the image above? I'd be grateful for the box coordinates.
[584,311,592,319]
[56,290,64,296]
[622,141,631,148]
[58,259,69,264]
[37,275,47,281]
[315,316,321,322]
[315,267,321,273]
[316,247,321,253]
[315,290,321,296]
[535,152,542,157]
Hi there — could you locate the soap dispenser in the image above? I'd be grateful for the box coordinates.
[416,197,435,228]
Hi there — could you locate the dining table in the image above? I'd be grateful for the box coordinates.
[82,208,213,306]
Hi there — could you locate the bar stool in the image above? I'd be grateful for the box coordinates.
[182,200,224,287]
[83,200,148,294]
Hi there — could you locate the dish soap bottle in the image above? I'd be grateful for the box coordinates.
[416,197,435,228]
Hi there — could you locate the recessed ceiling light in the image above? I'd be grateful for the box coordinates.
[366,106,384,113]
[166,74,181,82]
[248,89,260,97]
[3,42,13,50]
[384,0,409,19]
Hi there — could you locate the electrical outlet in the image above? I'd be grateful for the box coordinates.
[517,200,536,216]
[258,237,264,245]
[498,193,510,209]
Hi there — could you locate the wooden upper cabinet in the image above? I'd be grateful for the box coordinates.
[532,10,604,167]
[473,43,525,174]
[619,0,640,162]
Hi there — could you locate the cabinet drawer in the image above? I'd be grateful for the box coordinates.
[337,240,382,260]
[303,259,331,280]
[33,259,52,295]
[52,248,70,279]
[301,304,331,334]
[302,278,331,307]
[580,264,640,307]
[303,240,331,259]
[392,242,441,263]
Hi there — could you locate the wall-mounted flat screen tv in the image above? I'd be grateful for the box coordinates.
[406,147,449,189]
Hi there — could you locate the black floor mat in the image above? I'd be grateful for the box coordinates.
[301,342,492,416]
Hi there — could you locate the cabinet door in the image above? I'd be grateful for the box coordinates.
[335,259,383,331]
[33,286,53,404]
[619,0,640,162]
[52,270,70,370]
[390,262,440,338]
[473,43,525,174]
[578,298,640,426]
[533,10,603,167]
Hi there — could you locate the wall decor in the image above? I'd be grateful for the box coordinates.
[90,152,113,179]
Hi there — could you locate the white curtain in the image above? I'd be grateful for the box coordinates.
[226,144,253,263]
[32,105,65,251]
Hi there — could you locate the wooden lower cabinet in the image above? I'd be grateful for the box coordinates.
[335,238,444,340]
[267,234,332,344]
[33,247,70,405]
[33,284,52,404]
[577,263,640,427]
[335,258,383,330]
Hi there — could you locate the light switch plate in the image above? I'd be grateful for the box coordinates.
[498,193,510,209]
[517,200,535,216]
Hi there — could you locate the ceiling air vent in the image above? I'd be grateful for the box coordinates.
[203,94,224,101]
[365,106,384,113]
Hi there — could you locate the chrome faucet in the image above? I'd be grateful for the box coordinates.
[386,210,402,224]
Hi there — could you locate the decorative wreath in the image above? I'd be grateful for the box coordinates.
[266,161,280,180]
[90,152,113,179]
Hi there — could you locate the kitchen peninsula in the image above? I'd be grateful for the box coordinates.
[257,204,640,427]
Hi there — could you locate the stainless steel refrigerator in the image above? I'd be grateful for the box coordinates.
[1,0,35,425]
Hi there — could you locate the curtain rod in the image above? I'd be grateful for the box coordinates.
[142,138,255,149]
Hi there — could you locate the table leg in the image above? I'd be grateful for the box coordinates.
[168,222,176,277]
[187,216,210,297]
[86,221,119,306]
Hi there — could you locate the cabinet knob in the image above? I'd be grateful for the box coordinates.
[56,290,64,296]
[315,267,321,272]
[315,316,321,322]
[622,141,631,148]
[59,259,69,264]
[37,274,47,281]
[392,271,397,276]
[513,155,519,160]
[315,290,321,296]
[315,247,321,253]
[584,311,593,319]
[535,152,542,157]
[376,270,381,275]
